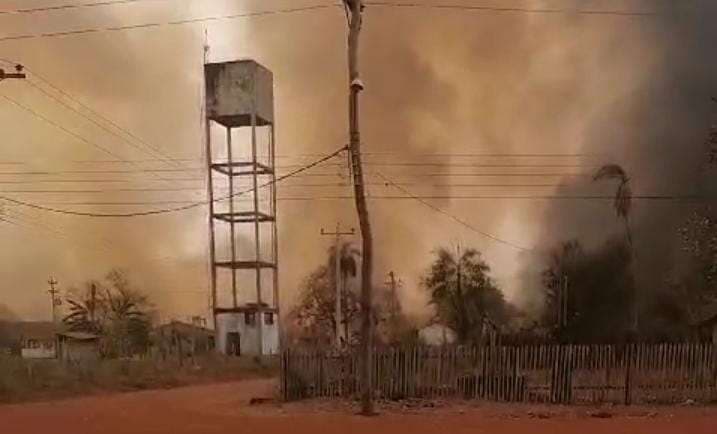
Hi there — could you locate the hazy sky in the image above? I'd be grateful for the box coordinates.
[0,0,714,324]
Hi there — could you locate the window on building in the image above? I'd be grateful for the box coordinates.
[245,312,256,326]
[264,312,274,325]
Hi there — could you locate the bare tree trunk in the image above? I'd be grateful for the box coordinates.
[346,0,374,416]
[623,216,638,334]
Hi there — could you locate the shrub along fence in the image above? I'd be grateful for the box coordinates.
[281,343,717,405]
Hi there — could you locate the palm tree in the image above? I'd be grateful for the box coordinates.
[63,282,104,334]
[593,163,637,331]
[104,287,150,357]
[331,241,361,345]
[593,164,633,248]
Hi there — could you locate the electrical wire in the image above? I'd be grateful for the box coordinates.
[0,183,572,194]
[0,1,663,43]
[25,79,187,171]
[0,0,168,16]
[0,145,348,217]
[373,170,533,251]
[1,94,126,161]
[2,195,712,206]
[0,4,338,43]
[364,1,659,17]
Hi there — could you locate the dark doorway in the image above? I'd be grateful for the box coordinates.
[226,332,241,356]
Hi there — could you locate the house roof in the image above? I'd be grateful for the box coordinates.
[155,320,214,335]
[57,331,99,341]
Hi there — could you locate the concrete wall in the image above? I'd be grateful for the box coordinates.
[216,312,279,356]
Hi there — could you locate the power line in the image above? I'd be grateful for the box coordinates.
[2,193,713,207]
[0,168,202,175]
[63,152,598,163]
[364,1,659,17]
[0,92,197,186]
[24,79,186,171]
[0,183,573,194]
[0,0,662,43]
[0,173,347,184]
[1,94,126,160]
[0,0,167,16]
[0,164,598,175]
[18,59,193,171]
[373,170,532,252]
[0,4,338,43]
[0,146,348,217]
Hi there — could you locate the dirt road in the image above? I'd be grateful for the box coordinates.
[1,379,716,434]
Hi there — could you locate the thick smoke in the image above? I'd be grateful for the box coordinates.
[523,0,717,319]
[2,0,715,325]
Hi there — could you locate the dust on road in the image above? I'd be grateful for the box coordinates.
[1,379,716,434]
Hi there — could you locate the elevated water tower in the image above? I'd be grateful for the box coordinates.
[203,60,279,356]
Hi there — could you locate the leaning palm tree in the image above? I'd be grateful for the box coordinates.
[328,241,361,345]
[593,163,637,331]
[593,164,633,248]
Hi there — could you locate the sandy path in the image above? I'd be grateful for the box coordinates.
[1,379,716,434]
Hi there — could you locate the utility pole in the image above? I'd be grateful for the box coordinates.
[343,0,374,416]
[321,224,355,348]
[0,64,26,82]
[47,277,60,324]
[385,271,403,342]
[89,283,97,330]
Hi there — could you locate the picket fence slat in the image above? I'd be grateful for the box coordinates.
[281,342,716,405]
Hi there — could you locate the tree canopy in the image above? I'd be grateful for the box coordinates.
[423,246,508,344]
[541,239,633,343]
[62,269,152,357]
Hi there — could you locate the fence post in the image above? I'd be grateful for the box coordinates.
[624,344,632,406]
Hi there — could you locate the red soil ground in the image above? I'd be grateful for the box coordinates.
[1,379,716,434]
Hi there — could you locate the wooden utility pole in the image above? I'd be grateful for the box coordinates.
[385,271,403,342]
[47,277,59,324]
[321,224,355,348]
[344,0,375,415]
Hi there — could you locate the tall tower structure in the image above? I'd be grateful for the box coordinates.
[204,60,279,356]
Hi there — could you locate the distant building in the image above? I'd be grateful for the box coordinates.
[18,322,58,359]
[56,332,100,363]
[154,320,215,358]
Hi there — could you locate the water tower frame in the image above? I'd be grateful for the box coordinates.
[203,60,279,356]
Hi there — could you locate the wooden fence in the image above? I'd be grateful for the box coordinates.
[281,343,717,405]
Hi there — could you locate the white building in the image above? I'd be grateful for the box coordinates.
[216,303,279,356]
[20,322,57,359]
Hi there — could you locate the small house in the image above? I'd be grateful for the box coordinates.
[154,320,215,358]
[56,332,100,363]
[19,322,57,359]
